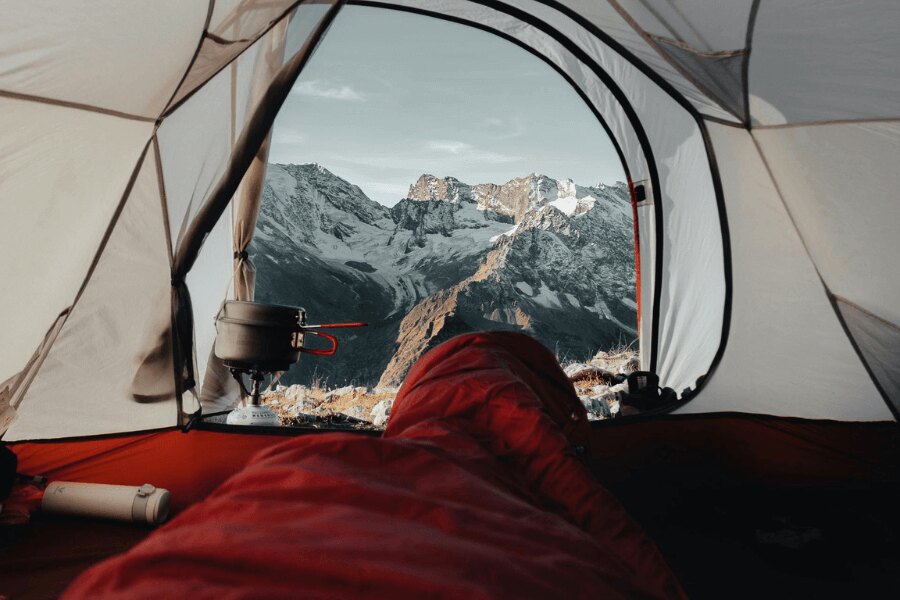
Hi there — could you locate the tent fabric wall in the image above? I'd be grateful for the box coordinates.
[753,123,900,327]
[0,1,208,118]
[540,0,743,123]
[681,123,891,421]
[0,101,153,387]
[749,0,900,126]
[6,150,176,440]
[0,1,336,440]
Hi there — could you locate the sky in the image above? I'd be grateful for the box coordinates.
[269,6,625,207]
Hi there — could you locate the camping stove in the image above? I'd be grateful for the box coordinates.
[214,301,366,426]
[225,370,282,426]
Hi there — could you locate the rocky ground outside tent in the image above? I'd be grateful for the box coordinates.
[261,346,637,429]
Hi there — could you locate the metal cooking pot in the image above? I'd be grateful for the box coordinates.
[214,300,365,372]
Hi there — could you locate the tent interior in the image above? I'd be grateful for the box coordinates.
[1,1,899,598]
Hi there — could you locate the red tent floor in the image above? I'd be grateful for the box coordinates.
[587,414,900,598]
[2,416,899,599]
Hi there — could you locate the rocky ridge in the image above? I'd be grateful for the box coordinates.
[251,164,636,388]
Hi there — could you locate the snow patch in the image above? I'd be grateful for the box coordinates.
[548,195,578,216]
[532,283,561,308]
[515,281,533,295]
[490,223,519,243]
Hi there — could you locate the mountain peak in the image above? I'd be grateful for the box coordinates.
[407,174,474,204]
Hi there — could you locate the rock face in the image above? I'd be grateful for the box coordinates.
[251,163,636,388]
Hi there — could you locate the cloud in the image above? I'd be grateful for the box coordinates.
[426,140,520,164]
[292,80,366,102]
[481,115,527,140]
[426,140,472,155]
[272,130,305,145]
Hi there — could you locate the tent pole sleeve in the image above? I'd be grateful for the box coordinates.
[232,16,289,302]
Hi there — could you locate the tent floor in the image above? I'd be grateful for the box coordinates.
[587,414,900,599]
[601,478,900,598]
[3,414,898,599]
[3,483,897,599]
[0,515,148,599]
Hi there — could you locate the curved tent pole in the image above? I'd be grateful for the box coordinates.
[527,0,733,407]
[170,0,346,426]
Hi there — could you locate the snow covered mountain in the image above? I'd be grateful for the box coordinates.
[251,164,635,387]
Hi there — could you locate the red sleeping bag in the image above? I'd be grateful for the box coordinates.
[62,332,685,599]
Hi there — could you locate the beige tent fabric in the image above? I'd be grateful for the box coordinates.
[0,99,153,386]
[685,123,891,421]
[166,1,301,112]
[211,0,300,41]
[749,0,900,126]
[753,123,900,328]
[1,2,336,438]
[0,1,208,118]
[232,21,289,302]
[6,148,177,440]
[232,139,269,302]
[514,0,741,123]
[0,311,68,436]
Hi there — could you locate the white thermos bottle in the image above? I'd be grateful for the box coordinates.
[41,481,171,525]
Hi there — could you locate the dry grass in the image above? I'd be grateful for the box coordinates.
[572,373,613,392]
[320,389,395,416]
[590,344,639,372]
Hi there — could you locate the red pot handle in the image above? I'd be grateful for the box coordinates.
[298,330,338,356]
[302,322,368,329]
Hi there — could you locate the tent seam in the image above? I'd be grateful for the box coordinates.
[753,117,900,130]
[152,136,175,265]
[741,0,762,129]
[6,308,69,413]
[832,295,900,333]
[703,114,746,128]
[604,0,745,123]
[161,1,308,119]
[0,89,154,123]
[160,0,215,118]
